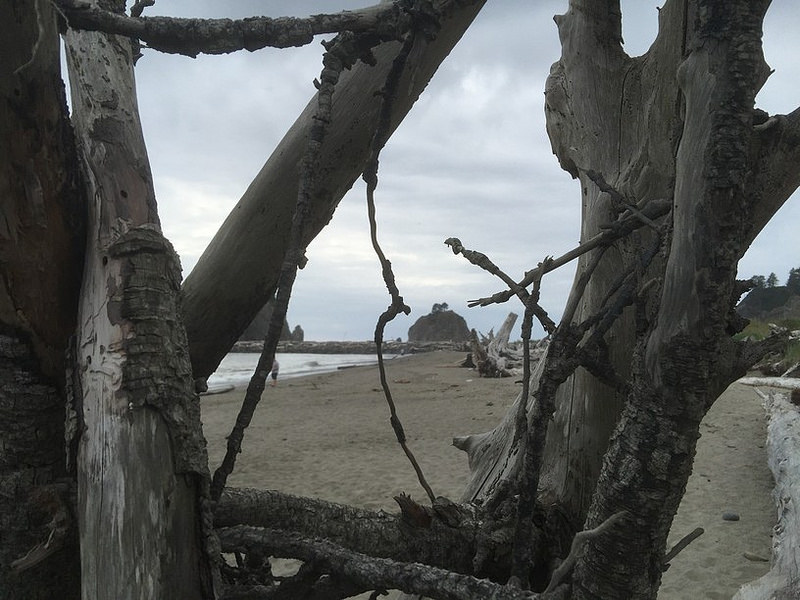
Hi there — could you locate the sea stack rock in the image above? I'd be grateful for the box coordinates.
[408,303,470,342]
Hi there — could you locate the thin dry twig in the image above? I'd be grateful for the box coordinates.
[210,32,379,502]
[468,198,671,308]
[543,511,627,593]
[446,238,557,334]
[363,21,438,504]
[663,527,704,566]
[585,170,659,231]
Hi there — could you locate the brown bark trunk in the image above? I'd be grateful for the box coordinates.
[0,0,84,596]
[182,0,487,380]
[63,4,216,596]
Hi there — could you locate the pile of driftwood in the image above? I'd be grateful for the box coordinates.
[463,313,548,378]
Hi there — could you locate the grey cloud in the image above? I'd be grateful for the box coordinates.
[130,1,797,341]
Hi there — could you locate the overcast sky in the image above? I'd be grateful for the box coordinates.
[129,1,799,342]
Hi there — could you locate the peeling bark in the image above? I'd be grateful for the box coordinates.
[63,3,216,596]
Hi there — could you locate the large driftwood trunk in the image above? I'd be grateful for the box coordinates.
[455,0,685,520]
[571,2,796,598]
[64,5,215,597]
[182,0,486,380]
[734,392,800,600]
[0,1,84,596]
[535,0,685,523]
[458,0,800,527]
[451,1,800,597]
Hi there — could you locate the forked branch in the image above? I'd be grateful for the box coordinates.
[468,197,670,307]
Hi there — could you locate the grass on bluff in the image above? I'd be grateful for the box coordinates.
[735,318,800,363]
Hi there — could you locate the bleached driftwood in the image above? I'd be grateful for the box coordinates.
[737,376,800,390]
[467,313,549,379]
[733,392,800,600]
[468,313,518,378]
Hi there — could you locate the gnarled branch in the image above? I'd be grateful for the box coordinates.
[58,0,409,56]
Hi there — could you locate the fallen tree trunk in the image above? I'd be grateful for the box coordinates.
[737,376,800,390]
[182,0,487,380]
[215,488,479,575]
[733,392,800,600]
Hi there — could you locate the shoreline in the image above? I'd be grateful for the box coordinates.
[232,339,470,355]
[201,350,775,598]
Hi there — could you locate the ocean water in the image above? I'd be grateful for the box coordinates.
[207,353,392,388]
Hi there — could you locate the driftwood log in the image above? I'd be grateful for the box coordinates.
[733,392,800,600]
[737,376,800,391]
[468,313,548,378]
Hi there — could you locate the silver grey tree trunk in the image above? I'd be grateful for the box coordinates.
[182,0,486,380]
[63,3,216,597]
[451,1,799,596]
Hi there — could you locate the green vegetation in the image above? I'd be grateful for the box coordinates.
[735,318,800,366]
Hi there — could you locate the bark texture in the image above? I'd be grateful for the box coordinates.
[182,0,486,380]
[64,4,216,596]
[216,488,479,575]
[0,0,84,596]
[58,0,410,56]
[571,1,786,598]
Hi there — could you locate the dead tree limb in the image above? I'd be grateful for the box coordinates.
[217,526,545,600]
[182,0,486,381]
[215,488,479,574]
[57,0,410,56]
[467,198,671,308]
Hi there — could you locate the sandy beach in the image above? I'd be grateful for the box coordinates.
[201,350,775,598]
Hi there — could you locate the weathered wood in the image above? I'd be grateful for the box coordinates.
[534,0,684,525]
[486,312,518,375]
[733,392,800,600]
[64,6,215,597]
[215,488,479,575]
[737,376,800,390]
[182,0,487,380]
[217,526,544,600]
[572,1,777,598]
[0,0,84,595]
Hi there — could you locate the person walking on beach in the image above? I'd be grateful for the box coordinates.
[269,358,279,387]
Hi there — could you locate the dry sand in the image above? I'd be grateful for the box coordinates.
[201,350,775,599]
